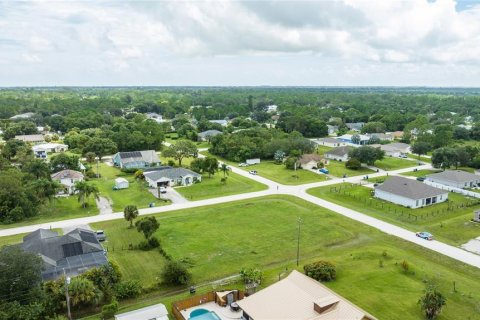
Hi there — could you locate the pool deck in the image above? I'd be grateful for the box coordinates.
[181,302,242,320]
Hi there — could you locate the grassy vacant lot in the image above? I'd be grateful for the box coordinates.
[92,195,480,320]
[307,183,480,246]
[0,196,97,230]
[325,160,375,178]
[176,171,267,201]
[400,169,442,177]
[374,157,417,171]
[407,154,432,163]
[91,163,161,212]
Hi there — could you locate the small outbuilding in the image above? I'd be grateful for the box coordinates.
[114,177,129,190]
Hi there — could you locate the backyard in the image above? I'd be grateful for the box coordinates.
[175,171,267,201]
[307,183,480,246]
[374,157,418,171]
[90,195,480,320]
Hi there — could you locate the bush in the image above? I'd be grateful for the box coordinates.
[167,160,175,167]
[285,156,299,170]
[345,158,361,170]
[85,169,97,178]
[138,236,161,251]
[114,280,142,300]
[101,300,118,319]
[161,260,192,286]
[304,261,336,282]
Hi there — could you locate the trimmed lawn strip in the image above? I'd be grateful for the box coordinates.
[407,154,432,163]
[89,195,480,320]
[400,169,442,178]
[374,157,418,171]
[175,172,267,201]
[307,183,480,246]
[325,160,375,178]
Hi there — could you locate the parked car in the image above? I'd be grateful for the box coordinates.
[319,168,329,174]
[249,170,257,175]
[95,230,106,241]
[159,187,167,194]
[416,176,426,182]
[238,163,249,167]
[416,231,433,240]
[399,154,408,158]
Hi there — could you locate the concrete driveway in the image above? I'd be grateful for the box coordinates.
[148,187,189,204]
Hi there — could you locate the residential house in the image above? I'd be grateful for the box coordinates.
[326,125,338,135]
[115,303,168,320]
[266,105,278,113]
[337,134,370,145]
[145,112,164,123]
[237,270,377,320]
[112,150,161,169]
[324,146,354,162]
[298,154,325,170]
[209,119,228,127]
[345,122,365,132]
[425,170,480,189]
[51,169,84,195]
[370,143,410,157]
[374,176,448,209]
[390,131,404,139]
[367,133,394,141]
[10,112,35,120]
[198,130,222,141]
[14,134,45,144]
[144,167,202,187]
[21,228,108,280]
[313,137,346,148]
[32,143,68,159]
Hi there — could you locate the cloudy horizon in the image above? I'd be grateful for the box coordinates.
[1,0,480,87]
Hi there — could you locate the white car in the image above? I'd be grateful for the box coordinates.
[239,163,249,167]
[159,187,167,193]
[249,170,257,175]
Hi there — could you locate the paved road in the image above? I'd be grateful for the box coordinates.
[3,158,480,269]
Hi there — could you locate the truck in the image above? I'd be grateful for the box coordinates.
[246,158,261,165]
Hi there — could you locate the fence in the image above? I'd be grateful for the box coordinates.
[424,180,480,199]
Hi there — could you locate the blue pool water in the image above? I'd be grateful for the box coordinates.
[189,309,221,320]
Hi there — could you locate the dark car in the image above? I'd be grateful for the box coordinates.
[416,176,426,182]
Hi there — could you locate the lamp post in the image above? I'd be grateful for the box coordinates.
[296,217,303,266]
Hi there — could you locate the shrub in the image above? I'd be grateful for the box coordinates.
[345,158,361,170]
[138,236,161,251]
[304,261,336,282]
[240,267,264,284]
[114,280,142,300]
[167,160,175,167]
[401,260,409,273]
[285,156,299,170]
[161,260,192,286]
[101,300,118,319]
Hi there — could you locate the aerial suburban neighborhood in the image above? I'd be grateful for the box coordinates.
[1,1,480,320]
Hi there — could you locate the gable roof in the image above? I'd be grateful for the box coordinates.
[375,176,446,200]
[315,137,340,144]
[14,134,44,142]
[324,146,354,157]
[237,270,376,320]
[345,122,364,130]
[198,130,222,138]
[144,167,201,181]
[51,169,84,181]
[299,154,323,164]
[117,150,160,165]
[426,170,479,183]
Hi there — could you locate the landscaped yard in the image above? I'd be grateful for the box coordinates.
[176,171,267,201]
[91,195,480,320]
[325,160,375,178]
[307,183,480,246]
[315,145,333,155]
[400,169,442,178]
[91,163,164,212]
[374,157,418,171]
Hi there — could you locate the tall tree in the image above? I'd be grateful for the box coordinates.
[411,142,431,159]
[349,146,385,166]
[162,140,198,167]
[135,216,160,239]
[220,163,230,177]
[203,156,219,178]
[74,181,100,208]
[124,205,139,228]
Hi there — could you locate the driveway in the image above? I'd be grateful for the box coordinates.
[96,196,113,215]
[148,187,189,204]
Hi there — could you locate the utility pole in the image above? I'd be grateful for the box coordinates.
[64,269,72,320]
[296,217,303,266]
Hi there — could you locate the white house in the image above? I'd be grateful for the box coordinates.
[367,133,394,141]
[374,176,448,209]
[144,168,202,187]
[324,146,354,162]
[145,112,164,123]
[370,143,409,158]
[32,143,68,159]
[51,170,85,195]
[313,137,346,148]
[298,154,325,170]
[337,134,370,145]
[266,105,278,113]
[114,177,129,190]
[326,125,339,135]
[115,303,168,320]
[425,170,480,189]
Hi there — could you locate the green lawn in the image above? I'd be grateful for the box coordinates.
[307,183,480,246]
[315,145,333,155]
[407,154,432,163]
[375,157,418,171]
[176,171,267,201]
[400,169,442,178]
[0,196,97,230]
[90,195,480,320]
[325,160,375,178]
[243,160,327,185]
[91,163,164,212]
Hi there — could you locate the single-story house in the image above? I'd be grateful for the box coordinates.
[115,303,168,320]
[10,112,35,120]
[112,150,161,169]
[14,134,45,144]
[375,176,448,209]
[370,143,409,158]
[266,105,278,112]
[324,146,354,162]
[145,112,164,123]
[51,169,84,195]
[144,167,202,187]
[209,119,228,127]
[326,125,339,135]
[313,137,346,148]
[114,177,129,190]
[425,170,480,189]
[299,154,326,170]
[32,143,68,159]
[21,228,107,280]
[337,134,370,145]
[391,131,404,139]
[345,122,365,132]
[198,129,222,141]
[387,142,410,154]
[367,133,394,141]
[237,270,377,320]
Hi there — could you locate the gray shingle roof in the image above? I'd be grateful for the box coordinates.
[117,150,160,164]
[144,167,201,181]
[375,176,446,200]
[198,130,222,138]
[324,146,354,157]
[426,170,479,183]
[51,169,84,180]
[315,137,340,144]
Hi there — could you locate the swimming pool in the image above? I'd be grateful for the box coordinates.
[189,308,221,320]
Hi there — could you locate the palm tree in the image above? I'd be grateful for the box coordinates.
[75,181,100,208]
[220,163,230,178]
[418,285,446,320]
[124,205,139,228]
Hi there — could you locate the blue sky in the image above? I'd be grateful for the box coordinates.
[1,0,480,86]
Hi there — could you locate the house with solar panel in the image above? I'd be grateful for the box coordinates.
[21,228,108,280]
[112,150,161,169]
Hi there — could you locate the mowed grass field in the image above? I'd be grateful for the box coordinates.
[92,196,480,320]
[400,169,442,178]
[374,157,418,171]
[176,171,267,201]
[307,183,480,246]
[325,160,375,178]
